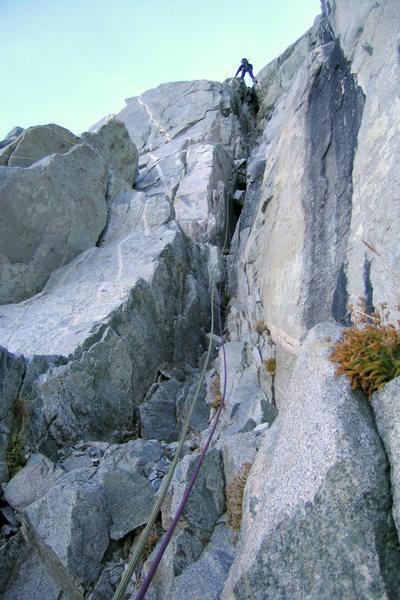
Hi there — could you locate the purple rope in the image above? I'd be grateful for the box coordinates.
[135,283,228,600]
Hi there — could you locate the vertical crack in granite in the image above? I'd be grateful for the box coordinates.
[363,255,375,314]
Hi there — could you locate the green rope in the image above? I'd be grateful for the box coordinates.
[112,281,216,600]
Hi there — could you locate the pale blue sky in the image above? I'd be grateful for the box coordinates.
[1,0,321,140]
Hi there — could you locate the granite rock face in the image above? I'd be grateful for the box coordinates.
[323,0,400,321]
[228,0,400,405]
[0,223,211,452]
[1,1,400,599]
[230,36,364,363]
[114,78,255,158]
[111,78,255,244]
[222,323,400,600]
[372,377,400,539]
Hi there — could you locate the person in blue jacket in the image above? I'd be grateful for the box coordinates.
[235,58,257,84]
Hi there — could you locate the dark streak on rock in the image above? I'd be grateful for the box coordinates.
[302,40,365,331]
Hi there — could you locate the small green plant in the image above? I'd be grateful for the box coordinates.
[226,462,252,532]
[264,357,276,376]
[330,297,400,399]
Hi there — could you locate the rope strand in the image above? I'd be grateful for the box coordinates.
[112,82,241,599]
[112,284,216,600]
[134,276,228,600]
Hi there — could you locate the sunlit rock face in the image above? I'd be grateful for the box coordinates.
[0,118,139,305]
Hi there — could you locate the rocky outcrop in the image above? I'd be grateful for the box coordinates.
[0,127,24,150]
[0,144,108,304]
[222,323,400,599]
[0,119,138,304]
[0,124,78,167]
[103,78,256,244]
[81,118,139,200]
[1,1,400,599]
[113,79,255,159]
[0,67,252,599]
[0,223,211,454]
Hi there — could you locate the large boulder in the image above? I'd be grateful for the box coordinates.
[162,447,225,534]
[21,468,110,599]
[222,323,400,599]
[1,543,61,600]
[4,453,64,510]
[0,144,108,304]
[95,438,164,540]
[170,522,236,600]
[139,379,183,442]
[0,123,79,167]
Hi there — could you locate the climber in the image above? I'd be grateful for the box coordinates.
[235,58,257,84]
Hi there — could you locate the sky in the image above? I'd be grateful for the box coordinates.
[0,0,321,140]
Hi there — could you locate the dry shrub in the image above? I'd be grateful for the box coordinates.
[330,297,400,399]
[211,375,223,409]
[226,462,252,531]
[264,357,276,376]
[6,432,26,478]
[6,394,32,478]
[254,320,269,335]
[141,522,163,562]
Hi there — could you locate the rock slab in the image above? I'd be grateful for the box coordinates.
[222,323,400,600]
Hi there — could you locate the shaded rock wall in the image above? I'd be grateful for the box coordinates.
[327,0,400,318]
